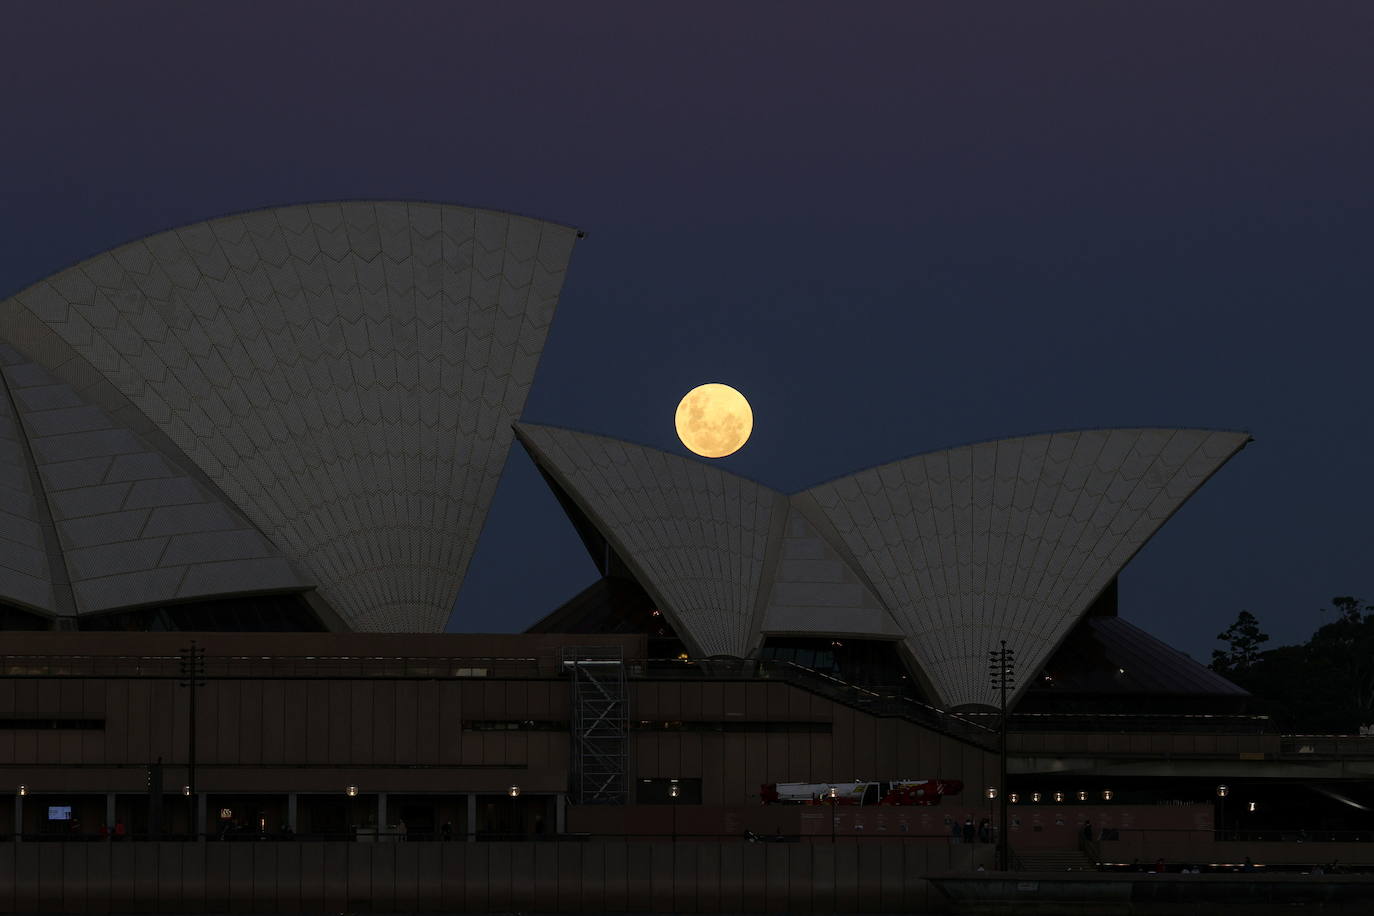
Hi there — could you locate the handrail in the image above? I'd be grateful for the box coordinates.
[635,657,998,749]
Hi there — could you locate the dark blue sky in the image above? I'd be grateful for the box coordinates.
[3,2,1371,660]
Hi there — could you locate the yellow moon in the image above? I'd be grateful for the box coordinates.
[675,383,753,458]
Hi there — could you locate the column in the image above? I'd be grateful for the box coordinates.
[105,792,116,833]
[13,793,22,841]
[466,793,476,842]
[377,792,388,837]
[555,793,566,835]
[287,793,298,833]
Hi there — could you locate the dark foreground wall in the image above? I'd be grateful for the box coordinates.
[0,840,988,913]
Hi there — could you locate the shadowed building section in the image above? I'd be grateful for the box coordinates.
[0,202,580,632]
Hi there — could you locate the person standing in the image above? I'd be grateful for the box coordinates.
[962,816,975,844]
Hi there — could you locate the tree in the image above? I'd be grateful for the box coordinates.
[1307,597,1374,729]
[1210,610,1269,676]
[1212,598,1374,733]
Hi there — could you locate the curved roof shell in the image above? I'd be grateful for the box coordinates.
[0,202,579,631]
[801,428,1249,708]
[519,425,1249,708]
[517,423,787,657]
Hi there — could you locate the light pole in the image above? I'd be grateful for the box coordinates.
[1216,785,1228,841]
[669,780,680,842]
[828,786,838,843]
[508,785,520,840]
[178,641,206,839]
[988,641,1015,870]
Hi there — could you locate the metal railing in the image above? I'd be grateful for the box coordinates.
[961,710,1275,735]
[635,657,998,749]
[0,655,554,679]
[1279,736,1374,758]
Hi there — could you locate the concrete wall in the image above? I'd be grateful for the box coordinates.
[0,839,987,913]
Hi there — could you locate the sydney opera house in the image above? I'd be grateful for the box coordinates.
[0,202,1367,911]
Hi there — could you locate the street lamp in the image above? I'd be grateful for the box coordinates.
[670,780,680,842]
[988,641,1015,871]
[508,785,520,840]
[178,641,206,839]
[1216,785,1229,841]
[828,786,838,843]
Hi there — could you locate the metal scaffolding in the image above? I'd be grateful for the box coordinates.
[562,646,628,804]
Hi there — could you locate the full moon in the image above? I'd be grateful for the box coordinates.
[675,383,753,458]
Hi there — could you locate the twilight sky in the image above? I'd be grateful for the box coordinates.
[3,2,1371,661]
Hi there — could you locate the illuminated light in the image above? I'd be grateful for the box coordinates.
[651,610,661,617]
[346,785,358,797]
[183,785,191,796]
[1032,792,1041,803]
[1248,801,1257,812]
[677,653,689,660]
[1118,668,1126,675]
[1102,790,1114,801]
[1077,791,1087,802]
[985,787,998,800]
[670,784,680,798]
[220,808,233,819]
[1216,785,1229,798]
[1054,792,1064,803]
[1009,793,1019,804]
[830,640,844,648]
[674,383,753,458]
[509,785,521,797]
[17,785,26,796]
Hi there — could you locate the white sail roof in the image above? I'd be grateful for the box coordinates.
[0,202,579,631]
[801,429,1250,707]
[523,425,1248,708]
[517,423,786,657]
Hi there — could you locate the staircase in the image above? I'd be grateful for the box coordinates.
[1015,848,1099,872]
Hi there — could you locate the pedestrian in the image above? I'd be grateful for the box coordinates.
[949,819,961,843]
[398,819,407,842]
[113,819,126,841]
[962,816,975,844]
[1082,820,1093,844]
[977,818,990,844]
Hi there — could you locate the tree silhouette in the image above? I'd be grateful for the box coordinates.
[1211,598,1374,733]
[1210,610,1269,676]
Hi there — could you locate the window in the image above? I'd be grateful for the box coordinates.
[0,718,103,730]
